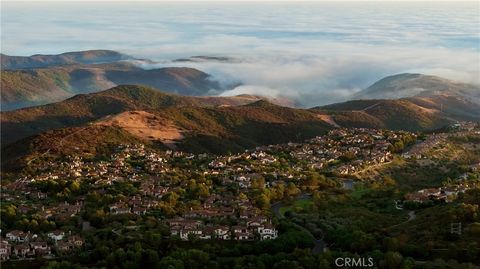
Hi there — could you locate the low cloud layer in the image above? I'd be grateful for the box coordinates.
[3,1,479,107]
[136,43,479,107]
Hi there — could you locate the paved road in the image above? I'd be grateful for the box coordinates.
[388,210,416,229]
[271,193,326,254]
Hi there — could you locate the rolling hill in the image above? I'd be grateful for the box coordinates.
[315,73,480,131]
[1,61,222,110]
[354,73,480,102]
[0,85,328,146]
[1,50,131,69]
[315,99,450,131]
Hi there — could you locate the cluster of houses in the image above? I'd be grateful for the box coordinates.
[402,133,448,159]
[168,217,278,241]
[304,128,403,175]
[167,193,278,241]
[206,128,409,180]
[0,230,84,260]
[405,179,478,203]
[4,128,414,199]
[6,127,467,260]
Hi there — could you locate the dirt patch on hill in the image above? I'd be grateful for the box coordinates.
[96,111,184,147]
[316,114,341,128]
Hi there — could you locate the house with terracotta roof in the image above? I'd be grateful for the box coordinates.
[47,230,65,241]
[0,240,11,260]
[258,224,278,240]
[6,230,29,243]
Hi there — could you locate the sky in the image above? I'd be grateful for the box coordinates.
[1,1,479,106]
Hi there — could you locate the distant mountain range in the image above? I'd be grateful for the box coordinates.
[1,50,224,110]
[1,50,130,69]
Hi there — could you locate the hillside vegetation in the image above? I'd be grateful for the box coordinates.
[1,50,130,69]
[355,73,480,101]
[1,50,225,110]
[316,98,465,132]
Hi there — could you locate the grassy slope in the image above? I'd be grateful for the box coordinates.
[317,99,453,131]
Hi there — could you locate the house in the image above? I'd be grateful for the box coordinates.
[6,230,28,242]
[67,236,84,248]
[56,241,73,252]
[47,230,65,241]
[219,207,235,217]
[233,226,253,241]
[167,218,202,229]
[214,226,230,240]
[0,240,11,260]
[233,226,249,234]
[184,209,219,219]
[234,231,253,241]
[13,243,31,258]
[258,224,278,240]
[209,160,225,168]
[199,227,215,240]
[170,226,182,237]
[30,242,51,256]
[442,187,458,196]
[405,192,429,202]
[420,188,441,198]
[179,227,203,241]
[247,216,268,228]
[109,203,131,214]
[132,206,147,215]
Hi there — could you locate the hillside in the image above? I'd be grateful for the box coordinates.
[1,125,147,171]
[104,67,220,96]
[1,87,332,169]
[316,74,480,131]
[0,85,330,147]
[407,94,480,120]
[354,73,480,101]
[0,50,130,69]
[1,62,222,110]
[316,99,454,131]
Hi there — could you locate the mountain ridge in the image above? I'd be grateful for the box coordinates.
[1,62,222,110]
[354,73,480,101]
[0,85,314,146]
[1,50,131,69]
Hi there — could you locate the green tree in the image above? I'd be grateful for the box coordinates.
[159,256,184,269]
[42,261,81,269]
[285,183,300,198]
[385,251,403,269]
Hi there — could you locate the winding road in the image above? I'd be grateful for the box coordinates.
[388,210,416,229]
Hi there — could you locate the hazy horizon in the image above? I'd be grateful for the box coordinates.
[2,1,479,106]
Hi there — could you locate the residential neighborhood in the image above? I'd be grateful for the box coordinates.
[1,124,479,263]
